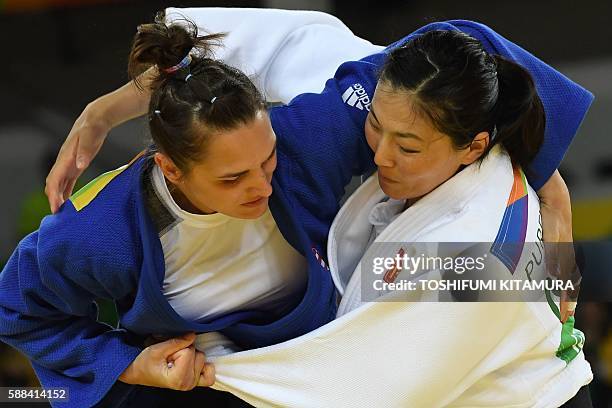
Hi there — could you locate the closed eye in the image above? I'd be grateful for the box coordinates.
[219,146,276,184]
[399,146,420,154]
[221,176,241,183]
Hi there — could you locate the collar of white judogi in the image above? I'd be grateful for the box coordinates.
[327,145,511,295]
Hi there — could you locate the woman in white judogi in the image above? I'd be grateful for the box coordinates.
[202,28,592,408]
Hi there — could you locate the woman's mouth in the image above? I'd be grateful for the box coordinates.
[242,196,268,207]
[378,173,398,184]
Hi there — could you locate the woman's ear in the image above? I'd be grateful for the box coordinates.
[154,152,183,184]
[461,131,490,165]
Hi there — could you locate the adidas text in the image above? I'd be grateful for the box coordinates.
[342,83,371,111]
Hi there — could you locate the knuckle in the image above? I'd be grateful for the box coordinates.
[203,365,216,386]
[203,375,215,387]
[168,377,182,390]
[177,377,195,391]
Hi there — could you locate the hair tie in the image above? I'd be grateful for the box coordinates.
[490,125,498,141]
[149,109,162,122]
[162,50,193,74]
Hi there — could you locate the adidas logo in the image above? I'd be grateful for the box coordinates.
[342,83,371,111]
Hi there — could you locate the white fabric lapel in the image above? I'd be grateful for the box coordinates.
[327,175,385,294]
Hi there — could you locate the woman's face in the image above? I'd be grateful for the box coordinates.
[365,82,487,202]
[156,110,277,219]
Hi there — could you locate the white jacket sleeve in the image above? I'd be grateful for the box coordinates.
[165,7,384,103]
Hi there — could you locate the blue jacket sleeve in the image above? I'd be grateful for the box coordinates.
[269,51,380,211]
[386,20,594,190]
[270,62,380,181]
[269,56,379,244]
[0,212,142,407]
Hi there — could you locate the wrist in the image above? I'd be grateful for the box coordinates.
[83,99,113,134]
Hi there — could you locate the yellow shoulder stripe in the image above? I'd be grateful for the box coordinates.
[69,152,145,212]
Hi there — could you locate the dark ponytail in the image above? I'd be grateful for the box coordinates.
[379,30,545,172]
[127,11,265,173]
[491,55,545,172]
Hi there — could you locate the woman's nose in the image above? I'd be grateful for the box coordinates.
[373,135,394,168]
[249,169,273,196]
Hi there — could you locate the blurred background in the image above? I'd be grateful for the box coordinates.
[0,0,610,406]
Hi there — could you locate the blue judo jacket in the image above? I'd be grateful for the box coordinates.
[0,21,593,407]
